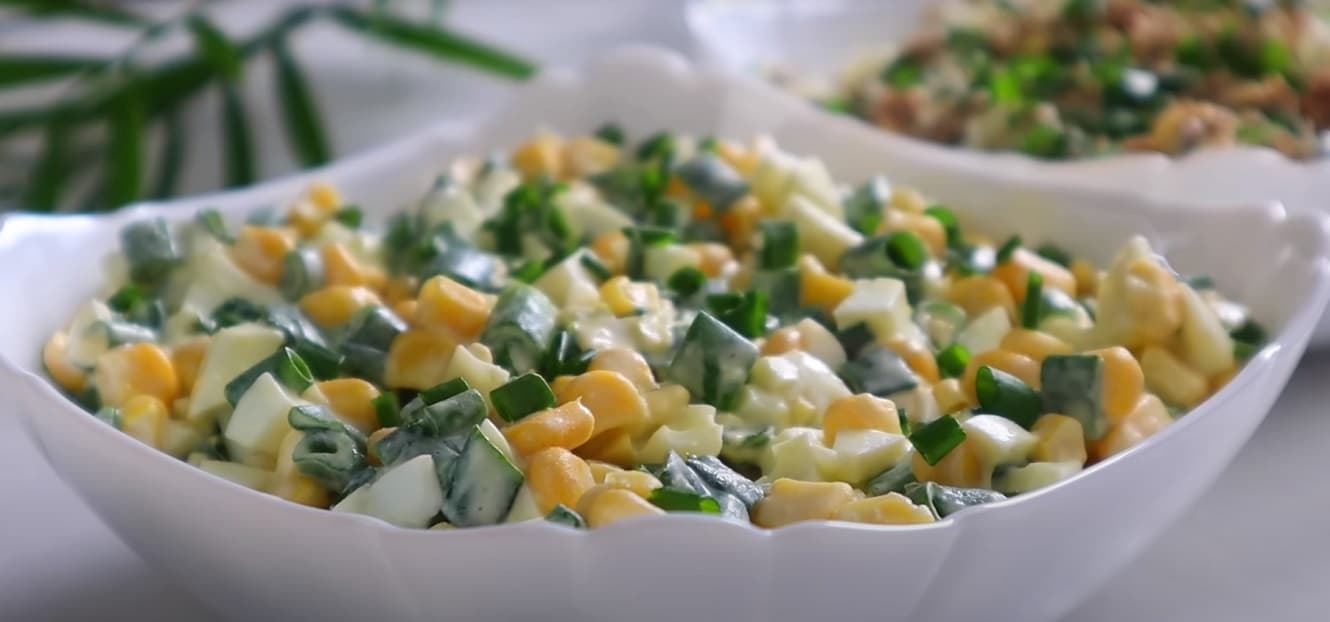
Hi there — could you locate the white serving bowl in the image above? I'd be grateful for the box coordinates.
[687,1,1330,237]
[4,48,1329,622]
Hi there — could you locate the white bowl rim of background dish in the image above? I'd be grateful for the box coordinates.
[3,46,1328,539]
[684,0,1330,217]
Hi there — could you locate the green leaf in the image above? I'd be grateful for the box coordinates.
[188,15,243,82]
[24,119,71,211]
[150,110,185,199]
[273,40,331,166]
[106,85,145,208]
[0,54,102,87]
[220,83,255,187]
[0,0,146,26]
[331,7,535,79]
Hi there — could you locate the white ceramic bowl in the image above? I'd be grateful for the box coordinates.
[687,1,1330,220]
[5,48,1329,622]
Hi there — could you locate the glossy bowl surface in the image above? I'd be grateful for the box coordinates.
[5,48,1328,622]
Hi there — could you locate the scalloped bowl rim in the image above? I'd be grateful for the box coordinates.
[4,46,1329,541]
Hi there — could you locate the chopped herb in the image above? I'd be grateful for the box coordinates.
[1021,272,1044,329]
[667,266,707,297]
[908,415,967,466]
[996,235,1022,263]
[975,366,1042,429]
[195,208,233,243]
[935,343,971,378]
[372,392,402,427]
[757,221,799,270]
[924,205,962,248]
[333,205,363,228]
[706,291,769,339]
[648,488,721,514]
[1034,243,1071,267]
[490,373,556,422]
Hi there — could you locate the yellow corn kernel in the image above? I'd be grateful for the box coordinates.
[1092,394,1171,461]
[307,181,342,211]
[752,479,859,528]
[577,486,665,528]
[230,226,296,285]
[588,348,656,391]
[511,133,565,180]
[505,399,596,455]
[121,394,169,448]
[1090,346,1146,423]
[287,199,329,238]
[299,285,380,328]
[170,336,210,396]
[761,327,804,356]
[947,275,1017,320]
[933,377,972,414]
[963,349,1040,403]
[94,342,180,408]
[1139,346,1208,409]
[1030,414,1087,464]
[602,469,663,499]
[890,187,928,213]
[322,243,384,290]
[393,299,418,327]
[586,460,625,483]
[880,211,945,257]
[1123,258,1184,346]
[690,242,735,278]
[599,276,660,317]
[1070,259,1099,297]
[556,370,650,436]
[526,447,596,514]
[384,276,420,305]
[271,431,330,508]
[564,136,621,177]
[575,429,636,467]
[835,492,935,525]
[992,248,1077,302]
[416,275,495,340]
[799,255,854,314]
[591,230,629,276]
[313,378,380,435]
[1210,366,1239,393]
[912,439,983,488]
[367,426,395,466]
[1000,329,1072,363]
[720,195,761,249]
[715,139,759,176]
[823,393,901,445]
[884,336,940,384]
[383,329,457,390]
[43,331,86,393]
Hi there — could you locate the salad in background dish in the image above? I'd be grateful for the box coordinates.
[820,0,1330,159]
[41,127,1265,531]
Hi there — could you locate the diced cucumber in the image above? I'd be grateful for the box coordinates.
[667,311,758,411]
[479,284,559,375]
[904,481,1006,519]
[188,323,285,422]
[866,456,917,496]
[545,504,586,528]
[1041,354,1107,440]
[199,459,273,492]
[956,307,1012,356]
[676,153,749,211]
[223,373,305,466]
[685,455,765,508]
[993,461,1082,495]
[440,425,524,527]
[363,454,445,529]
[841,345,919,399]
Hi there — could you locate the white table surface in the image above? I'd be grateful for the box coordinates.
[4,2,1330,620]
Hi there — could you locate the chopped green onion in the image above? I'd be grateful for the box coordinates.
[676,153,749,212]
[843,176,890,235]
[908,414,967,466]
[866,459,915,496]
[897,409,911,437]
[935,343,971,379]
[223,347,314,406]
[648,488,721,514]
[280,248,324,300]
[479,284,559,375]
[975,366,1042,429]
[836,323,876,360]
[1021,272,1044,329]
[624,225,679,278]
[1230,319,1266,359]
[1041,354,1107,439]
[372,392,402,428]
[511,259,545,284]
[491,373,556,422]
[706,291,768,338]
[93,406,123,429]
[924,205,962,248]
[211,297,267,328]
[1034,243,1071,267]
[996,235,1022,263]
[749,268,801,316]
[882,55,925,88]
[120,218,181,289]
[635,131,675,162]
[649,199,686,229]
[667,266,707,297]
[1185,275,1215,291]
[579,253,613,282]
[905,481,1005,519]
[594,123,625,146]
[292,340,343,380]
[758,221,799,270]
[885,231,929,270]
[333,205,363,228]
[420,377,471,405]
[541,330,591,379]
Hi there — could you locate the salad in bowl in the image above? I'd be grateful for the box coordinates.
[40,126,1268,531]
